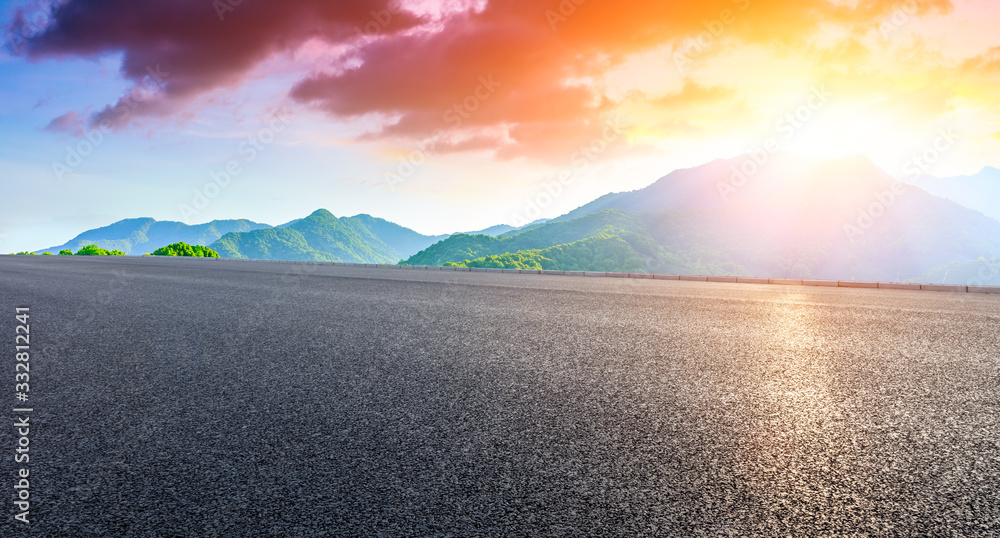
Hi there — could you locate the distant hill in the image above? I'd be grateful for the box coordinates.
[907,167,1000,222]
[913,257,1000,286]
[551,154,856,222]
[407,155,1000,280]
[210,209,445,263]
[551,159,736,223]
[406,209,750,275]
[463,224,516,237]
[37,218,271,255]
[344,214,449,255]
[498,219,551,237]
[448,234,652,273]
[37,210,448,262]
[32,156,1000,277]
[407,211,640,267]
[452,220,553,238]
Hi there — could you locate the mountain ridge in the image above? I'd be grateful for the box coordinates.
[906,166,1000,221]
[406,155,1000,280]
[37,218,271,255]
[209,209,449,263]
[30,155,1000,280]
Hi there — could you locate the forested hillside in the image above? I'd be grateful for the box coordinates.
[212,227,339,262]
[38,218,270,255]
[210,209,445,263]
[405,154,1000,280]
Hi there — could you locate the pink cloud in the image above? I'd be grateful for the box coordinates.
[43,110,85,135]
[14,0,424,129]
[10,0,959,160]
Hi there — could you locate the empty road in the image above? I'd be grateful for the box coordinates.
[1,256,998,536]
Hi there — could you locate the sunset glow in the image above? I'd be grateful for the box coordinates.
[3,4,1000,532]
[1,0,999,251]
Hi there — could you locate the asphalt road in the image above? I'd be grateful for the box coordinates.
[1,256,998,536]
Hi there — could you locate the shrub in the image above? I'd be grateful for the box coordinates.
[151,242,220,258]
[75,244,110,256]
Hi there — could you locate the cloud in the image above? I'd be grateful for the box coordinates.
[962,46,1000,74]
[431,134,505,154]
[287,0,956,158]
[32,88,57,109]
[43,110,85,135]
[8,0,962,160]
[10,0,425,129]
[648,82,736,108]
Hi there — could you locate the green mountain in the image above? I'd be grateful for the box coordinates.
[31,156,1000,278]
[405,209,751,276]
[407,210,645,267]
[341,214,448,256]
[285,209,400,262]
[406,156,1000,280]
[211,227,338,262]
[37,210,447,263]
[209,209,445,263]
[37,218,270,255]
[447,234,652,273]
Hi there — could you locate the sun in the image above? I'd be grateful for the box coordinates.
[778,102,908,165]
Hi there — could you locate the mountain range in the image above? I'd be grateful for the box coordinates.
[906,167,1000,222]
[36,212,544,262]
[33,155,1000,284]
[408,155,1000,282]
[37,218,271,256]
[38,211,451,263]
[211,210,449,263]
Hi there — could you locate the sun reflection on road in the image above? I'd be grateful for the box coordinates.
[758,297,836,433]
[737,294,861,526]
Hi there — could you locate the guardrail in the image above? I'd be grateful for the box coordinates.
[329,262,998,294]
[9,254,999,294]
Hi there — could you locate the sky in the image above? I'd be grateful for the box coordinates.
[1,0,998,252]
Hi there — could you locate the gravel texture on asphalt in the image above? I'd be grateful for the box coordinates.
[1,256,999,536]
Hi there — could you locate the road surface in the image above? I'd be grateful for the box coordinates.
[1,256,998,535]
